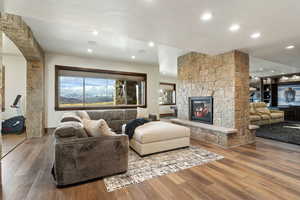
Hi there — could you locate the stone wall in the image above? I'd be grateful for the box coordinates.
[177,51,255,147]
[0,12,45,138]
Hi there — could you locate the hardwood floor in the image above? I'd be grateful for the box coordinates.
[1,134,300,200]
[1,133,26,158]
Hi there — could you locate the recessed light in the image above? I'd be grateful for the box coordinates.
[131,56,136,59]
[271,70,275,73]
[229,24,240,32]
[201,12,213,21]
[92,30,99,36]
[87,48,93,53]
[251,32,261,39]
[148,41,155,47]
[285,45,295,49]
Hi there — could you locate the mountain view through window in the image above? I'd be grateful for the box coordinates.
[56,66,146,109]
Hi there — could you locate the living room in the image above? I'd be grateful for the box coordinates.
[1,1,300,200]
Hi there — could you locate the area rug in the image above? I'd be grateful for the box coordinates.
[104,146,223,192]
[256,121,300,145]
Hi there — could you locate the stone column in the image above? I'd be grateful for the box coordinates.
[26,60,45,137]
[177,50,255,148]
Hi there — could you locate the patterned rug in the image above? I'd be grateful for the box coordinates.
[104,146,223,192]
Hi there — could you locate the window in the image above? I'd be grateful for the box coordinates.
[159,83,176,105]
[55,66,147,110]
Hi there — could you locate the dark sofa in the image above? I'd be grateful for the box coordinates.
[52,109,136,187]
[86,109,137,133]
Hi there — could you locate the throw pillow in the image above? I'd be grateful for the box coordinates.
[136,107,149,119]
[55,122,88,138]
[83,119,115,137]
[76,111,91,120]
[60,113,83,123]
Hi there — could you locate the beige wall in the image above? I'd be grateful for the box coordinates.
[2,55,27,119]
[45,53,160,128]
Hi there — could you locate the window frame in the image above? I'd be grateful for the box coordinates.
[55,65,147,111]
[159,82,176,106]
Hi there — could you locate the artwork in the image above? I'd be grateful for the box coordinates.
[189,97,213,124]
[278,84,300,106]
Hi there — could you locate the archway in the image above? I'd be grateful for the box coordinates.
[0,12,45,138]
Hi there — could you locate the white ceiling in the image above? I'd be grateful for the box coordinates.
[3,0,300,76]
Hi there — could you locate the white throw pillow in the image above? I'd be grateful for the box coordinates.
[83,119,114,137]
[136,107,149,119]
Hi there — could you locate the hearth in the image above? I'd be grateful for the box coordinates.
[189,97,213,124]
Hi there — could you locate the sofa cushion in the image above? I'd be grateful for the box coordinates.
[260,114,271,120]
[271,113,284,119]
[88,110,124,121]
[60,113,83,123]
[133,121,190,144]
[250,115,261,121]
[256,107,271,115]
[55,122,88,138]
[76,111,91,120]
[137,107,149,119]
[125,109,137,120]
[83,119,115,137]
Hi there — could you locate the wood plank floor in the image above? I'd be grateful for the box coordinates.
[1,133,26,158]
[1,134,300,200]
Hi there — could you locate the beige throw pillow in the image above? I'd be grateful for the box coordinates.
[83,119,114,137]
[137,107,149,119]
[76,111,91,120]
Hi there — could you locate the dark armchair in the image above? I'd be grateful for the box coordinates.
[53,134,128,187]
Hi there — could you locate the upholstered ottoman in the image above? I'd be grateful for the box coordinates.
[123,121,190,156]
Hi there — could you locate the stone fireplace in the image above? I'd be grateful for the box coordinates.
[175,50,256,148]
[189,97,213,124]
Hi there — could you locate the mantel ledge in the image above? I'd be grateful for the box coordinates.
[170,119,237,135]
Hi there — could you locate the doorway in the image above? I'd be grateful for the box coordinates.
[1,33,27,158]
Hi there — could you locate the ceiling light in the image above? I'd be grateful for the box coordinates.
[131,56,136,59]
[92,30,99,35]
[285,45,295,50]
[148,41,155,47]
[201,12,213,21]
[271,70,275,73]
[229,24,240,32]
[87,48,93,53]
[250,32,261,39]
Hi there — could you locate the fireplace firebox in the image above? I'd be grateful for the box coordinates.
[189,97,213,124]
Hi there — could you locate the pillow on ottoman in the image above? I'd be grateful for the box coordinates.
[55,122,88,138]
[137,107,149,119]
[83,119,115,137]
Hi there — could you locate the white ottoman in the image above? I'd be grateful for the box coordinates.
[123,121,190,156]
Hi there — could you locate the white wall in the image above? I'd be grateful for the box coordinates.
[159,75,177,115]
[2,55,27,119]
[45,53,160,128]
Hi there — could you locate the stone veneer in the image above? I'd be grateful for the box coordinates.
[0,13,45,138]
[177,51,255,148]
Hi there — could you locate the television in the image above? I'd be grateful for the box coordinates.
[278,84,300,106]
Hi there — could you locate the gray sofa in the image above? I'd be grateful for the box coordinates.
[86,109,137,133]
[52,110,135,187]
